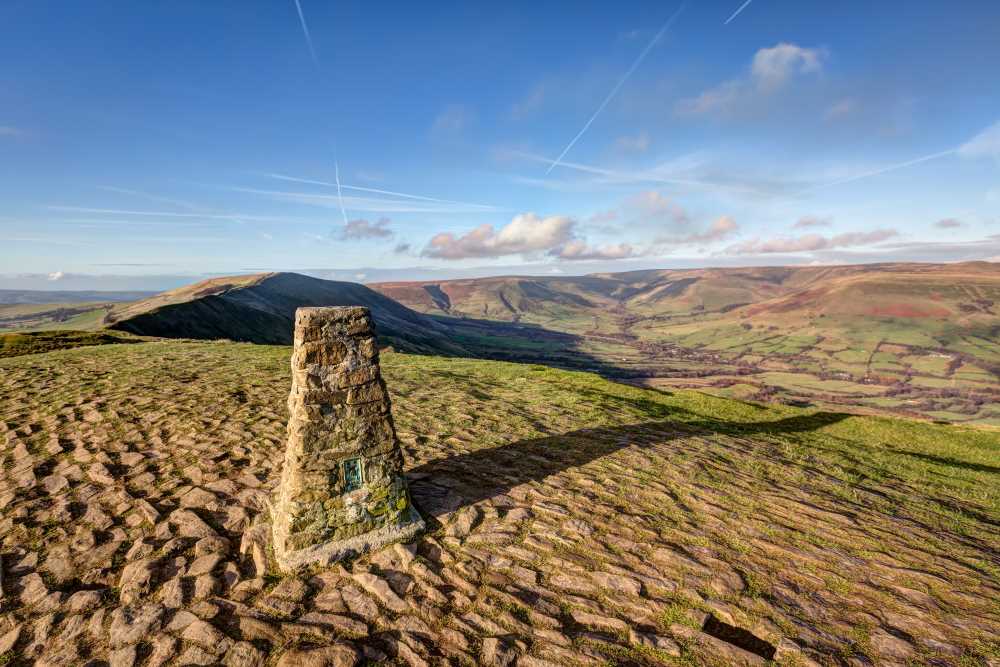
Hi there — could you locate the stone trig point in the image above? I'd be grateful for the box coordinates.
[272,306,423,570]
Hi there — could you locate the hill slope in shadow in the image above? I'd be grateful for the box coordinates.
[104,272,465,354]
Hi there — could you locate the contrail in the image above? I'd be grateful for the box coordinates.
[334,161,349,225]
[514,150,760,194]
[805,149,957,193]
[270,173,500,209]
[292,0,318,65]
[724,0,754,25]
[231,187,492,213]
[545,2,686,175]
[46,206,313,223]
[96,186,207,212]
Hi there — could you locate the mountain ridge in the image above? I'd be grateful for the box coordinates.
[104,271,464,354]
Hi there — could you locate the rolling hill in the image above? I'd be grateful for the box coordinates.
[5,263,998,424]
[103,272,465,354]
[372,262,1000,424]
[372,262,1000,324]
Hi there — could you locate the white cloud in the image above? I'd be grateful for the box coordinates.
[421,212,643,262]
[554,240,637,260]
[422,213,575,259]
[677,43,825,115]
[958,120,1000,160]
[725,228,899,255]
[338,217,393,241]
[48,271,65,281]
[750,43,825,91]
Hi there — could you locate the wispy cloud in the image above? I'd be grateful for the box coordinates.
[934,218,964,229]
[802,119,1000,193]
[511,84,546,119]
[958,120,1000,160]
[677,43,825,115]
[545,2,686,174]
[663,215,739,245]
[431,105,473,136]
[554,240,638,260]
[793,216,832,229]
[270,173,500,210]
[803,149,957,192]
[614,132,650,153]
[233,187,494,214]
[338,217,393,241]
[724,0,753,25]
[511,150,765,196]
[1,236,97,247]
[725,229,899,255]
[825,98,856,121]
[46,205,310,223]
[97,186,209,212]
[292,0,318,65]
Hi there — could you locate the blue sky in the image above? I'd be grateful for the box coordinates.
[2,0,999,289]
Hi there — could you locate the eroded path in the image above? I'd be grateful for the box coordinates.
[0,342,998,666]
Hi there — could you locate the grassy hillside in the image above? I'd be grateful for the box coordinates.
[0,302,116,333]
[0,329,142,358]
[104,272,466,355]
[0,341,997,665]
[373,262,1000,425]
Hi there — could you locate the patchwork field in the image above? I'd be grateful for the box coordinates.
[373,262,1000,426]
[1,341,998,666]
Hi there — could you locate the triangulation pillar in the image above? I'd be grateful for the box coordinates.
[272,306,423,571]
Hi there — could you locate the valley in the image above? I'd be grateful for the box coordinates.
[372,262,1000,426]
[4,262,998,426]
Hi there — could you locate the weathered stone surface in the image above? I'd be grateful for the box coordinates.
[108,603,165,648]
[224,641,266,667]
[272,307,424,570]
[276,643,360,667]
[354,572,408,613]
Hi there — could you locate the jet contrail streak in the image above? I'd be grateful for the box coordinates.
[270,173,499,209]
[724,0,754,25]
[334,161,349,225]
[545,2,686,175]
[806,149,957,192]
[96,186,207,212]
[514,150,759,194]
[292,0,318,65]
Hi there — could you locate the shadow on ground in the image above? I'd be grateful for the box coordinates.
[893,450,1000,475]
[408,411,851,518]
